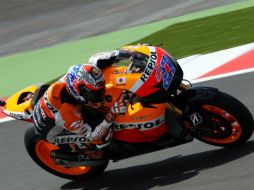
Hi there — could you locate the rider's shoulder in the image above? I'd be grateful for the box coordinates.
[47,82,66,99]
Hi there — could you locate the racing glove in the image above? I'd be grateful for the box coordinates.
[89,98,129,148]
[88,50,120,69]
[88,50,132,69]
[111,98,129,116]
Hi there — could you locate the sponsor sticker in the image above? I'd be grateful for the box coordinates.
[140,50,157,83]
[113,115,165,131]
[130,46,157,93]
[44,92,58,115]
[116,77,126,85]
[156,55,176,90]
[190,113,203,126]
[55,134,88,148]
[70,120,84,130]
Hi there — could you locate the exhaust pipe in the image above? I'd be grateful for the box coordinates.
[50,150,107,167]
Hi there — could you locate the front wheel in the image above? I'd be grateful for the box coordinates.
[24,128,109,180]
[184,91,254,147]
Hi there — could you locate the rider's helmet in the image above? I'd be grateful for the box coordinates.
[120,44,183,103]
[66,64,105,104]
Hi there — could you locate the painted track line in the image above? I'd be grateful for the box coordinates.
[0,117,14,123]
[191,68,254,84]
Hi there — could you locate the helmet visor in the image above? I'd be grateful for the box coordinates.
[79,85,105,104]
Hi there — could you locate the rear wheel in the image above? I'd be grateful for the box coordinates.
[185,91,254,147]
[24,128,108,180]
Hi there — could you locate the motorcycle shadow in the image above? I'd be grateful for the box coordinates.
[61,140,254,190]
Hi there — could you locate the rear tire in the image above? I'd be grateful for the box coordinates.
[24,127,108,180]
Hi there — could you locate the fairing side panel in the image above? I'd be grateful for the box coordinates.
[112,103,168,143]
[103,66,170,143]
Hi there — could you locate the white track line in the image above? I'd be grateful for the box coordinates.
[0,117,15,123]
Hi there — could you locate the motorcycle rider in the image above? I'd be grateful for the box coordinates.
[33,63,128,160]
[33,46,189,161]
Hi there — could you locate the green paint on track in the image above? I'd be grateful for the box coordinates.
[1,0,254,96]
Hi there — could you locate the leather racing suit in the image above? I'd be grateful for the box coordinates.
[33,51,128,157]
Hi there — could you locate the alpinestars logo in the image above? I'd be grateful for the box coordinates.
[70,120,84,130]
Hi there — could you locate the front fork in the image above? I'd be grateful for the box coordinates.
[164,83,194,140]
[169,83,220,137]
[166,82,188,116]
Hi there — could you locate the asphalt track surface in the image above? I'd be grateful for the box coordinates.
[1,1,254,190]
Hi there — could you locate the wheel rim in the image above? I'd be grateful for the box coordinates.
[35,140,91,175]
[200,105,242,144]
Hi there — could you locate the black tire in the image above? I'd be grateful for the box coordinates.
[24,127,109,181]
[186,91,254,147]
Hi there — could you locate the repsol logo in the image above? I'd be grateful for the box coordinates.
[44,93,58,115]
[9,112,24,120]
[55,135,87,144]
[140,51,157,83]
[113,118,164,131]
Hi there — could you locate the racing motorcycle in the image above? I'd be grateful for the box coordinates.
[1,45,254,181]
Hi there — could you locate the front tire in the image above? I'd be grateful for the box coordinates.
[184,91,254,147]
[24,127,109,180]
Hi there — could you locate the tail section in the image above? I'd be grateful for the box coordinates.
[0,84,42,122]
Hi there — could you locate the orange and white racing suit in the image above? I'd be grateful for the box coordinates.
[33,51,129,150]
[33,82,112,149]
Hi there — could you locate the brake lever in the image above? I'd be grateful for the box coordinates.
[121,90,137,110]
